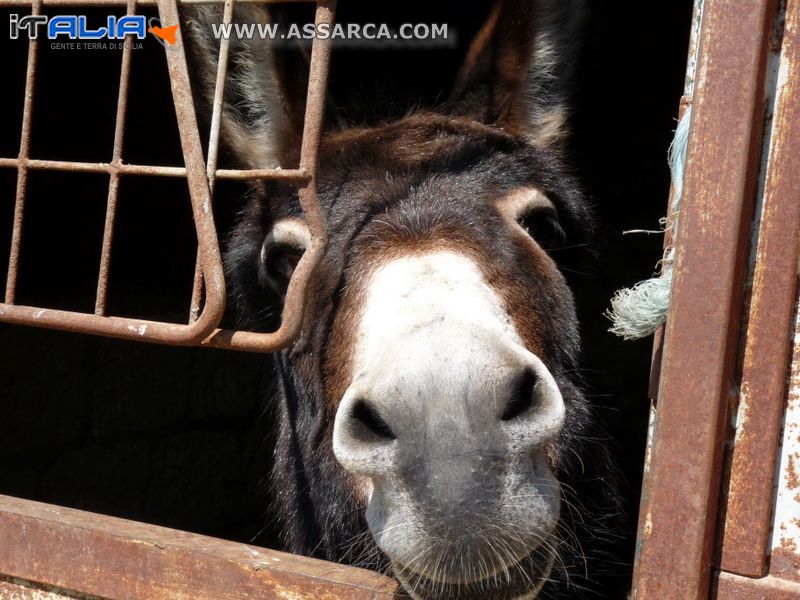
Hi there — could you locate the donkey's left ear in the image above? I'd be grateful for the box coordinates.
[181,4,303,169]
[448,0,585,149]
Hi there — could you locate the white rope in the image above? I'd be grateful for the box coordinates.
[606,106,692,340]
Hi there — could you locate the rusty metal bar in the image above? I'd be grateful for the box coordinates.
[189,0,236,323]
[1,0,316,4]
[718,0,800,577]
[0,158,310,182]
[715,571,800,599]
[213,167,310,180]
[4,0,41,305]
[155,0,226,335]
[95,0,136,316]
[768,288,800,586]
[646,0,704,402]
[632,0,780,598]
[202,0,335,352]
[0,494,400,599]
[0,303,209,341]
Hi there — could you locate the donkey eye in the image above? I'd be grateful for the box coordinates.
[262,243,303,290]
[257,218,310,296]
[517,210,566,250]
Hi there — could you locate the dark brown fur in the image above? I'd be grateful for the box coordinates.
[184,2,622,596]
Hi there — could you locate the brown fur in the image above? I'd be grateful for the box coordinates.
[184,3,620,597]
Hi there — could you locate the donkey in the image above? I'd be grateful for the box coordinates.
[185,1,620,597]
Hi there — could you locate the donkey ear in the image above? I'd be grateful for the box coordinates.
[182,5,302,168]
[448,0,585,148]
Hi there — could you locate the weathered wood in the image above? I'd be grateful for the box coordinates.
[0,577,94,600]
[0,495,400,599]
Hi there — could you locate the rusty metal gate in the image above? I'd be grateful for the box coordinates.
[0,0,403,596]
[633,0,800,597]
[0,0,331,354]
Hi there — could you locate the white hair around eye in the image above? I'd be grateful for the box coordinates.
[495,187,555,222]
[260,217,310,263]
[269,217,311,250]
[495,188,566,250]
[259,217,310,297]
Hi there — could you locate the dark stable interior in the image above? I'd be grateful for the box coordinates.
[0,1,692,597]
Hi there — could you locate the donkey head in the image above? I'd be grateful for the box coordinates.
[186,1,613,598]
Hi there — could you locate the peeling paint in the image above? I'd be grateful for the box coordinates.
[683,0,705,97]
[642,403,656,475]
[125,324,147,336]
[770,291,800,581]
[0,576,101,600]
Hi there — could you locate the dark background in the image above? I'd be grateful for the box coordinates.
[0,1,692,596]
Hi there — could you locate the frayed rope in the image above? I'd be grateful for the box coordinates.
[606,107,692,340]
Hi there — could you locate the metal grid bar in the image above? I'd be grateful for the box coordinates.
[202,0,333,352]
[0,158,310,181]
[2,0,314,4]
[0,0,334,353]
[190,0,235,323]
[4,0,41,305]
[95,0,136,316]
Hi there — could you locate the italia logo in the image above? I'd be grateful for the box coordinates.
[147,17,178,46]
[9,14,179,45]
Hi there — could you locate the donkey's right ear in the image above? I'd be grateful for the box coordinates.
[447,0,585,150]
[182,5,302,169]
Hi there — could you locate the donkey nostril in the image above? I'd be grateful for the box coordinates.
[351,400,395,441]
[500,369,539,421]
